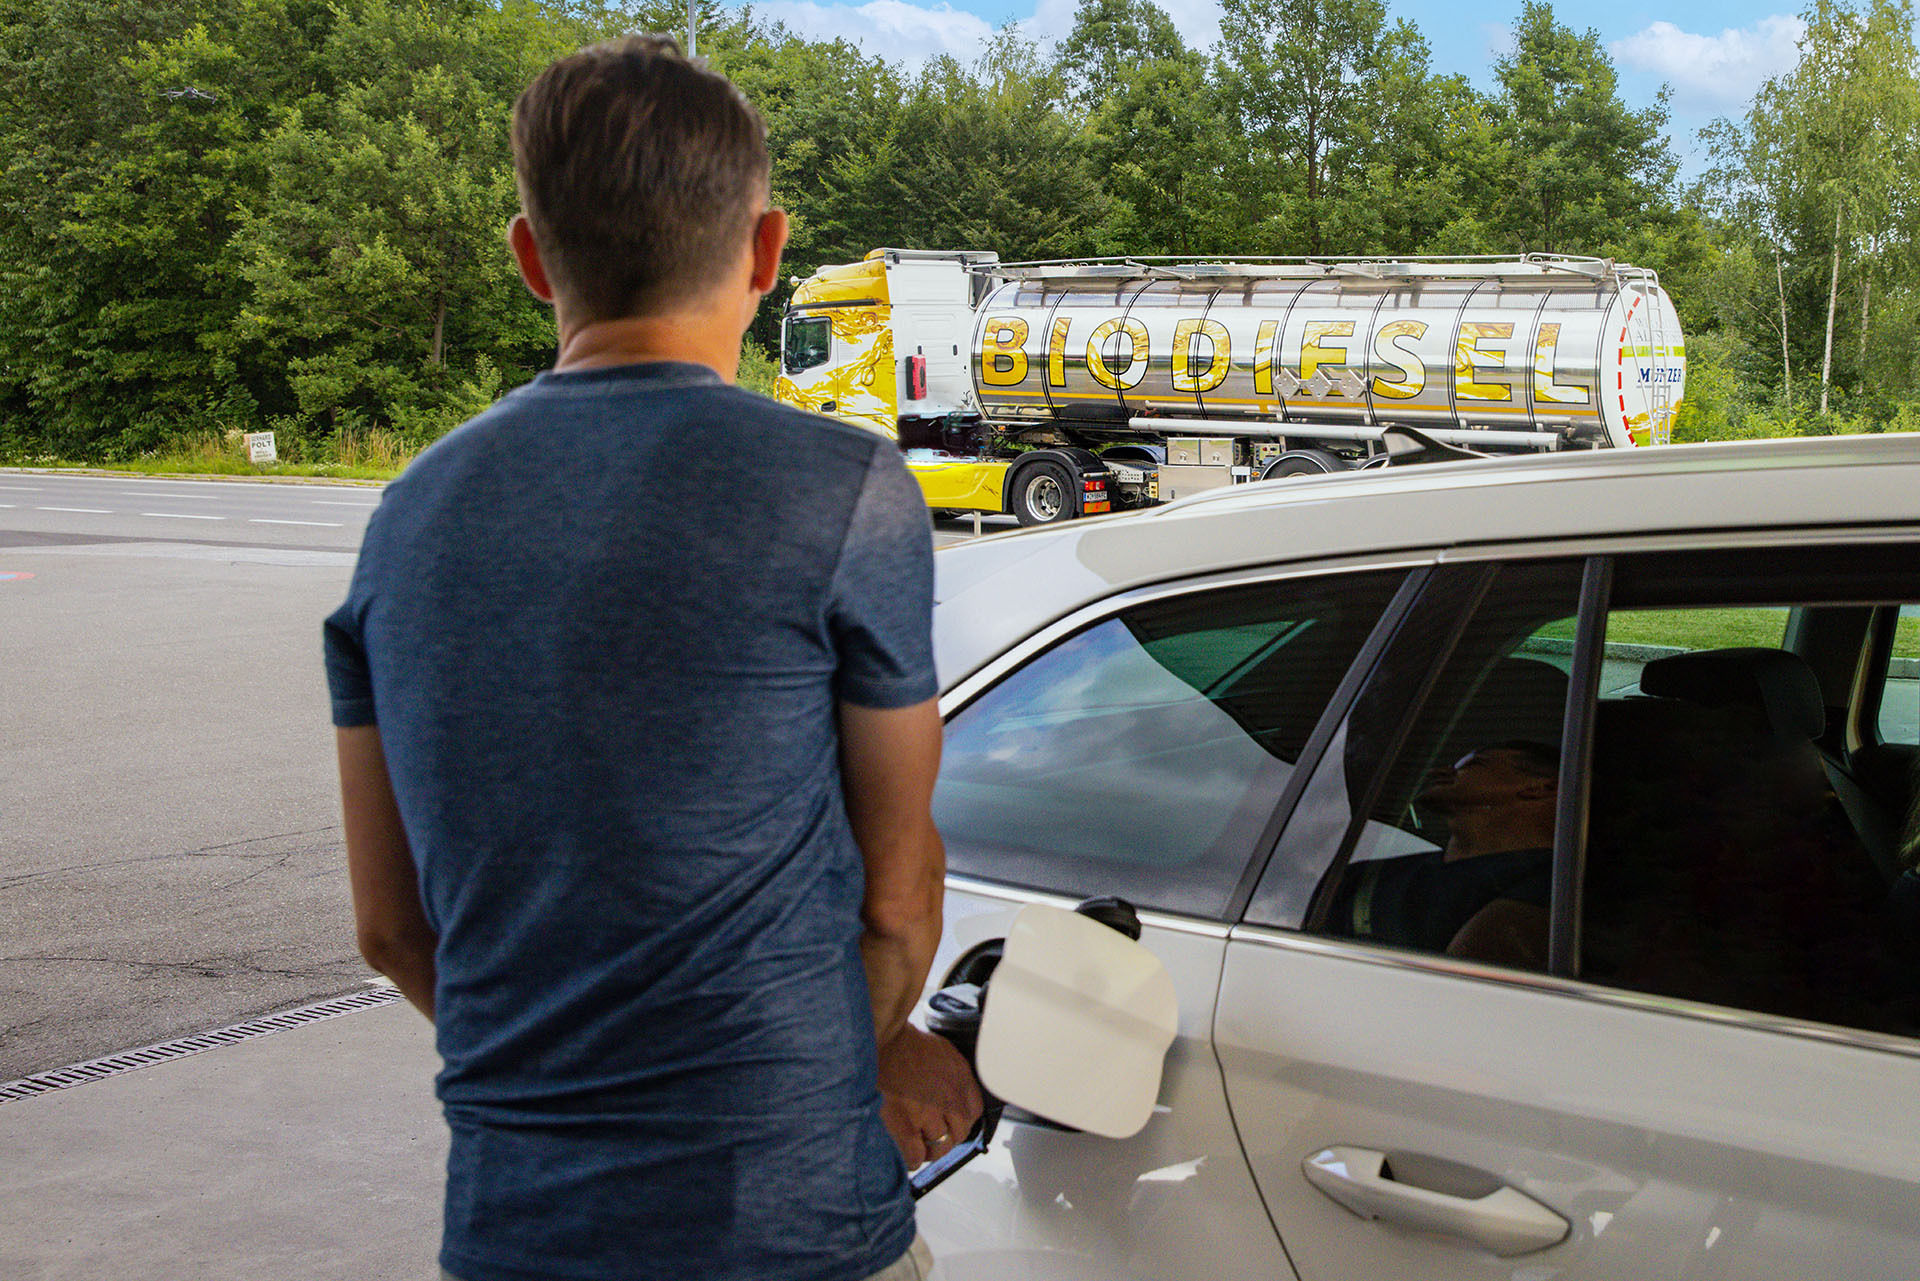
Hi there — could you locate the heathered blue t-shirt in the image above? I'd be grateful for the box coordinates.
[322,361,934,1281]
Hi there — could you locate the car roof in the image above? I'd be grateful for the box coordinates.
[932,433,1920,691]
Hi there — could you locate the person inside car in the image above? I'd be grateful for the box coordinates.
[1327,740,1558,966]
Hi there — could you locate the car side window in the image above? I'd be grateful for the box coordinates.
[1295,560,1585,967]
[1270,544,1920,1043]
[934,569,1408,919]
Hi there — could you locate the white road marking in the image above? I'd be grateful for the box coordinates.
[38,506,112,514]
[0,503,14,508]
[0,485,44,492]
[311,500,378,507]
[141,512,225,520]
[248,518,342,527]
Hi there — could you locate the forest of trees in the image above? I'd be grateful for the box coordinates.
[0,0,1915,464]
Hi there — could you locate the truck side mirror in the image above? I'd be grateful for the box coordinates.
[973,902,1178,1140]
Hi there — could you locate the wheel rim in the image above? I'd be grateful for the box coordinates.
[1025,473,1065,520]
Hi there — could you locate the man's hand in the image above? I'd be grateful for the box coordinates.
[877,1024,984,1169]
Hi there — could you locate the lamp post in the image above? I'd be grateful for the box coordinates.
[687,1,696,57]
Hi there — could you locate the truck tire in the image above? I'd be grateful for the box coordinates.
[1262,448,1348,480]
[1013,459,1076,526]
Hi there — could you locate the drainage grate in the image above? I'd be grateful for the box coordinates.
[0,985,404,1105]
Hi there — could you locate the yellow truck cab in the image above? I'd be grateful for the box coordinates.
[777,250,1685,525]
[774,249,1031,517]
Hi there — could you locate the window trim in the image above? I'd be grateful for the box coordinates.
[1548,556,1611,978]
[1856,604,1913,750]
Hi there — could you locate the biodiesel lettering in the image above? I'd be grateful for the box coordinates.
[1085,317,1150,390]
[1371,319,1427,399]
[1171,318,1230,393]
[1048,316,1071,387]
[1253,320,1279,395]
[1533,322,1589,405]
[1456,322,1514,402]
[980,317,1029,386]
[1299,320,1355,384]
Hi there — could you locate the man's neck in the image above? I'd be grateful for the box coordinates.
[552,310,742,382]
[1442,812,1556,862]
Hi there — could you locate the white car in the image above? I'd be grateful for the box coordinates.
[914,434,1920,1280]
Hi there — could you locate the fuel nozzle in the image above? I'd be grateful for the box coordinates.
[910,895,1144,1200]
[922,981,984,1069]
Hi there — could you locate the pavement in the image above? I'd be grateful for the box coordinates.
[1,997,446,1280]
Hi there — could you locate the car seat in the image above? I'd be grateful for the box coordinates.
[1639,647,1902,881]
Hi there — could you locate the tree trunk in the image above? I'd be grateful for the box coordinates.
[1820,202,1841,415]
[1858,265,1872,371]
[1304,110,1320,256]
[430,295,446,368]
[1775,248,1791,407]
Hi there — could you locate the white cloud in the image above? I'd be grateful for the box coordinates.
[753,0,1223,68]
[754,0,995,65]
[1611,15,1806,108]
[1480,20,1513,64]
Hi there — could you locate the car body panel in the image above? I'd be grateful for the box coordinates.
[915,879,1298,1281]
[1215,928,1920,1280]
[923,434,1920,1280]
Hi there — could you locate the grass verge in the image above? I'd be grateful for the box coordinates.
[3,430,412,482]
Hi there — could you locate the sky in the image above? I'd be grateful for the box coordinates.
[744,0,1817,177]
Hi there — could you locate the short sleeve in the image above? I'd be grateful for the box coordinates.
[324,528,382,727]
[324,598,376,726]
[827,445,937,708]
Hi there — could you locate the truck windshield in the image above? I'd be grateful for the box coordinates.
[782,315,831,375]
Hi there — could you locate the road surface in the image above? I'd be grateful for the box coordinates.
[0,471,999,1079]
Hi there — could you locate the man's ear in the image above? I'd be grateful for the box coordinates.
[508,214,556,304]
[749,208,789,296]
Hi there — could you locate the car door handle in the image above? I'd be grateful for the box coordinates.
[1302,1146,1569,1257]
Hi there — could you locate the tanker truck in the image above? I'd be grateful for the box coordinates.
[774,250,1686,525]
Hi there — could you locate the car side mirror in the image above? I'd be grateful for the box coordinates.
[973,902,1178,1140]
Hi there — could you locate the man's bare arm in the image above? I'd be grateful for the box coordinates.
[337,725,437,1020]
[839,698,981,1165]
[840,698,946,1044]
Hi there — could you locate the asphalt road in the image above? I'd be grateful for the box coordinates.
[0,474,378,1078]
[0,471,999,1080]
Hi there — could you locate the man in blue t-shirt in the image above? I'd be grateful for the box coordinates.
[325,36,980,1281]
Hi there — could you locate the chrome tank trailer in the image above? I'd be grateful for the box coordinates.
[969,257,1685,451]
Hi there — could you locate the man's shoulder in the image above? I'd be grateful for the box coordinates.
[716,387,895,457]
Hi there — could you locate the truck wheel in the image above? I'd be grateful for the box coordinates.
[1013,460,1076,526]
[1261,449,1348,480]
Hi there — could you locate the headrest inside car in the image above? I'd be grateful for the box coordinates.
[1638,646,1825,741]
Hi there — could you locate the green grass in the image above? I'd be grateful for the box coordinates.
[6,430,410,482]
[1536,606,1920,655]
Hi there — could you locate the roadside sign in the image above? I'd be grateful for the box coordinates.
[245,432,277,464]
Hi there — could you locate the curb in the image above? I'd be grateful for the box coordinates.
[1519,637,1689,663]
[0,466,387,488]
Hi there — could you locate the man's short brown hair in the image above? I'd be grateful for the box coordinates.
[512,35,769,321]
